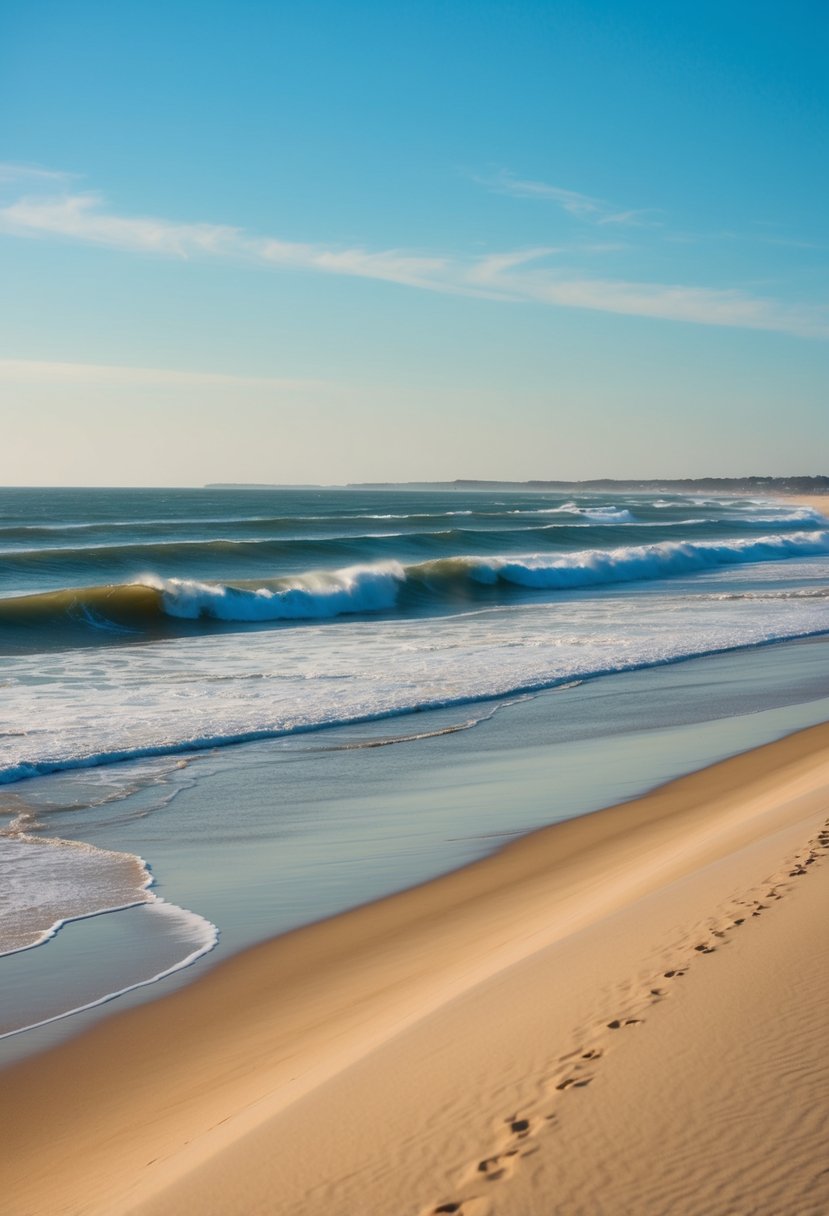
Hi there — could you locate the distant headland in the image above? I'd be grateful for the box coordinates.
[207,476,829,494]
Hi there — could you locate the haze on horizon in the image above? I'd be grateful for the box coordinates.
[1,1,827,487]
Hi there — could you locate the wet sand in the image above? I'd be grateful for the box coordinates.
[2,720,828,1215]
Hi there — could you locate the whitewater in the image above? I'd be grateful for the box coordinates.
[2,485,829,1047]
[1,489,828,786]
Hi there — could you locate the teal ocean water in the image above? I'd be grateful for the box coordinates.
[1,486,828,1051]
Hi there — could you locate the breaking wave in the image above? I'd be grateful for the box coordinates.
[1,530,828,638]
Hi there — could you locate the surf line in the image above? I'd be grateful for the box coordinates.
[0,831,219,1040]
[0,892,220,1040]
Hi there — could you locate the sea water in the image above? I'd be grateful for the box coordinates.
[1,486,828,1053]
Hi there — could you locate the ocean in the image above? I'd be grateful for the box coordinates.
[2,485,829,1056]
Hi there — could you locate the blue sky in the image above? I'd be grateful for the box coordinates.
[1,0,827,484]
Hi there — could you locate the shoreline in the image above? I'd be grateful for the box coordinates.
[4,629,829,1064]
[2,489,827,1212]
[2,719,829,1215]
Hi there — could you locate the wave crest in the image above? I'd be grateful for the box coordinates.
[1,530,827,636]
[146,563,406,621]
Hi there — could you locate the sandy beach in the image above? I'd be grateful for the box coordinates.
[2,718,828,1216]
[5,0,827,1208]
[781,492,829,517]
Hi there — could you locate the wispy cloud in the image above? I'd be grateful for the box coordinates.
[1,173,827,340]
[489,176,605,218]
[478,170,661,228]
[0,191,457,291]
[0,162,76,185]
[1,192,242,257]
[488,264,829,338]
[258,237,451,290]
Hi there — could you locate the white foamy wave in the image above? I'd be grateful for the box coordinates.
[0,833,152,956]
[447,530,829,590]
[706,586,829,602]
[729,508,827,527]
[365,510,474,519]
[0,895,219,1039]
[135,531,829,624]
[146,562,407,621]
[2,534,829,791]
[513,504,636,523]
[0,823,219,1036]
[581,507,635,523]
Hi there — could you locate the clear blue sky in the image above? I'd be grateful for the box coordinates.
[1,0,827,484]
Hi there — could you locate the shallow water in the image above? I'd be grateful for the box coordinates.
[1,488,828,1061]
[3,633,829,1063]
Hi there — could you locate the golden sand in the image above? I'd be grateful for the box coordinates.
[2,723,828,1215]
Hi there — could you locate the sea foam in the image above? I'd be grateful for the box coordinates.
[0,828,219,1037]
[142,530,829,622]
[147,562,407,620]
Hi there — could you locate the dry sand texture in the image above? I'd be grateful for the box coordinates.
[2,723,828,1216]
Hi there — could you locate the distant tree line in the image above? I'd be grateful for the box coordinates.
[213,476,829,493]
[447,476,829,494]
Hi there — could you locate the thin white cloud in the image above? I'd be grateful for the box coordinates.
[0,162,76,185]
[0,179,827,340]
[479,170,661,228]
[1,193,241,257]
[467,247,562,290]
[0,358,329,389]
[489,175,604,218]
[258,237,450,290]
[496,270,829,339]
[0,191,454,289]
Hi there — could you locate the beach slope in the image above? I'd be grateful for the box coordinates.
[2,723,828,1216]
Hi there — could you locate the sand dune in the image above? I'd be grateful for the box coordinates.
[2,723,828,1215]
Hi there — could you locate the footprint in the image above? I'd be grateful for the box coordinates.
[508,1118,530,1136]
[474,1147,521,1182]
[435,1197,492,1214]
[426,829,827,1216]
[556,1075,593,1091]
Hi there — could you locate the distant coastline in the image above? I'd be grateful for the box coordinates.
[206,475,829,494]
